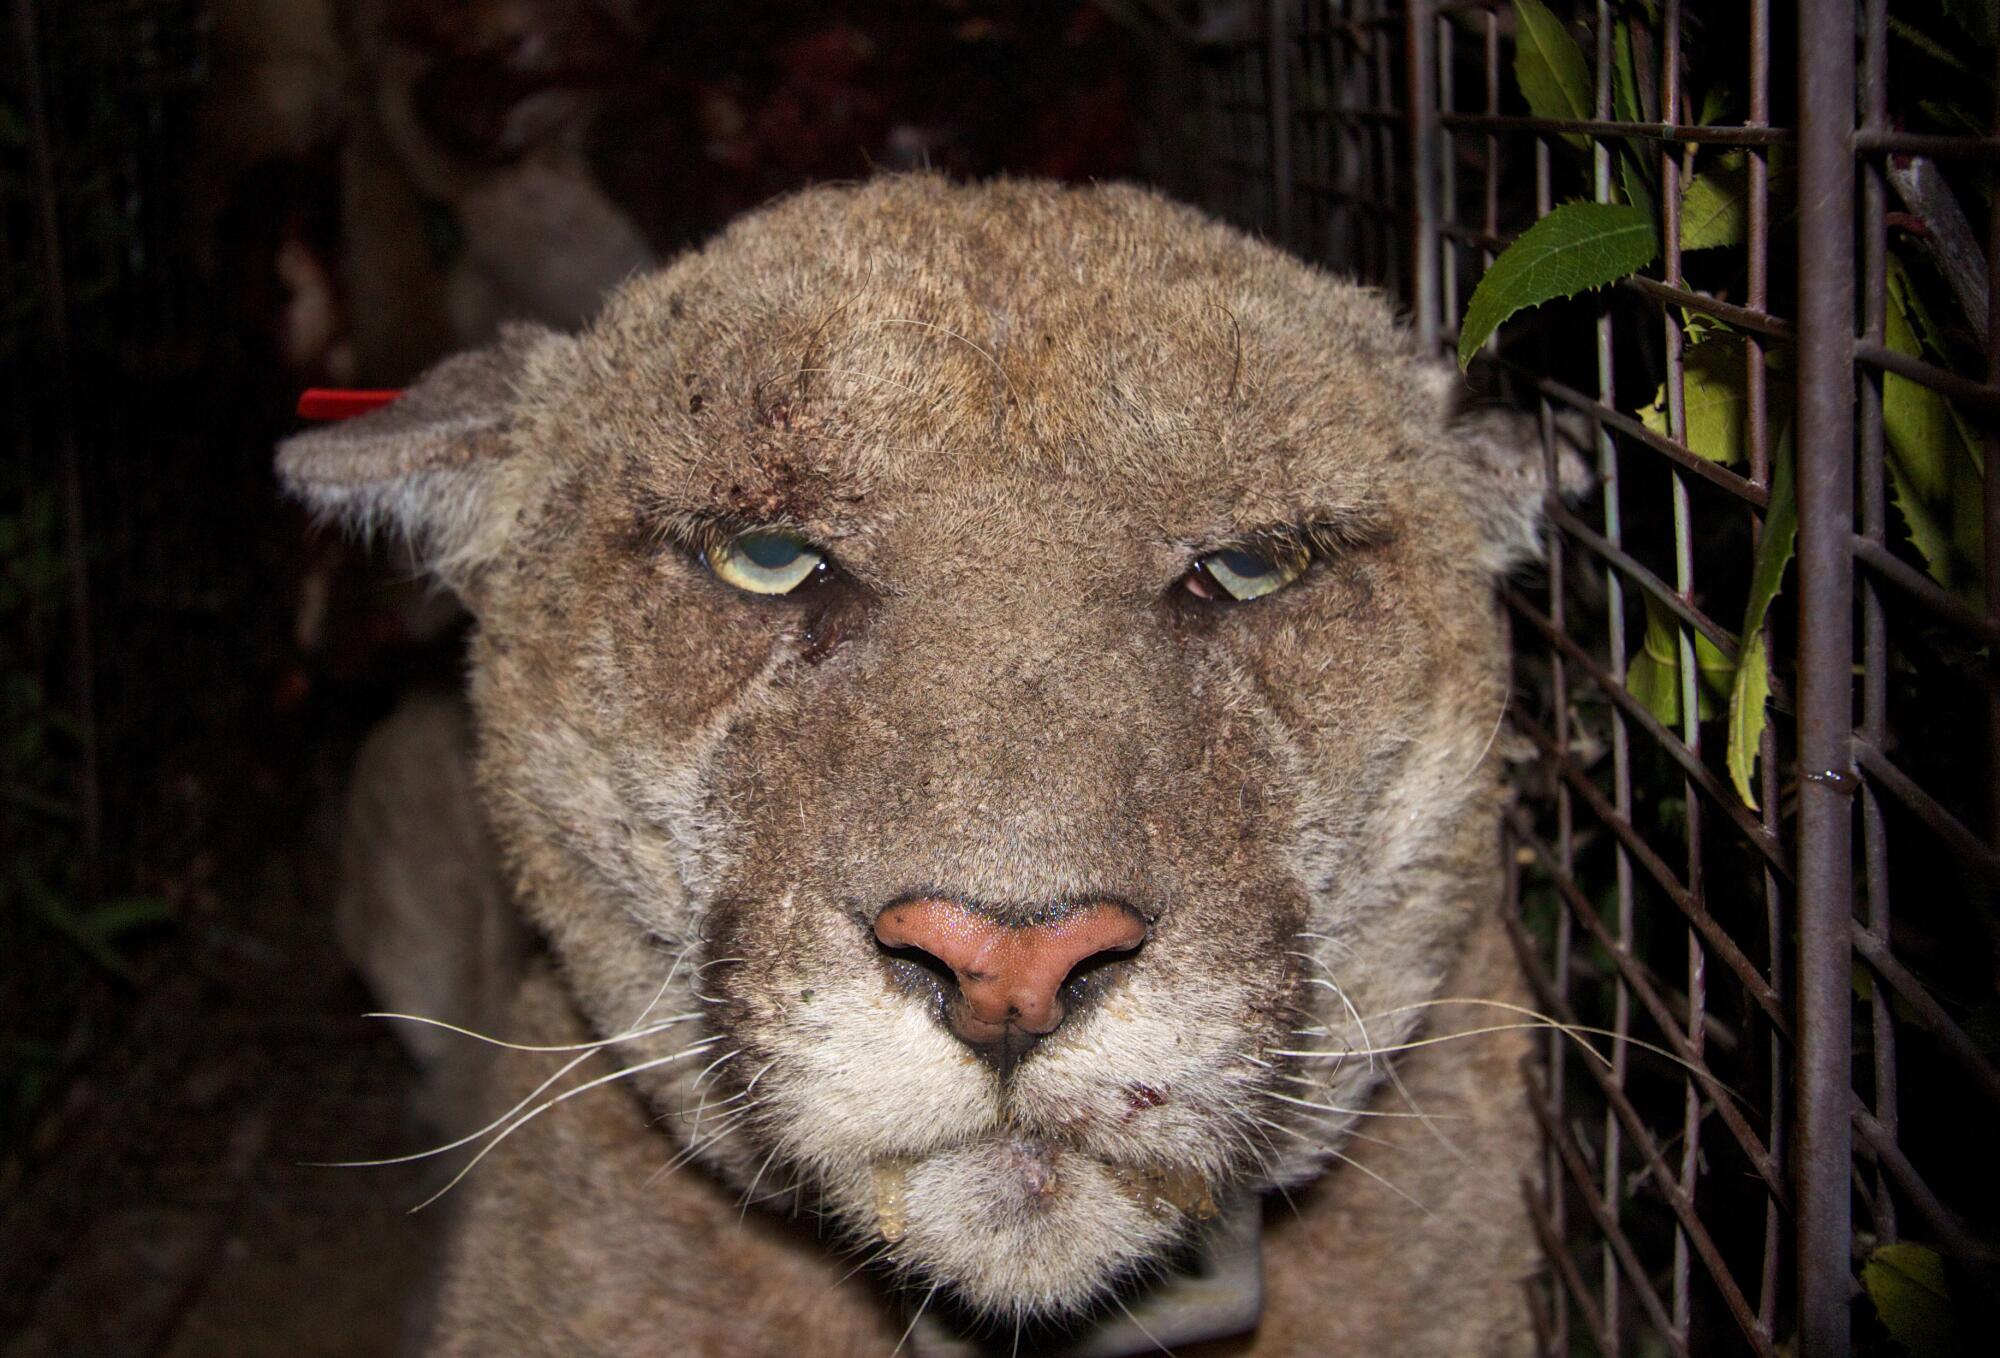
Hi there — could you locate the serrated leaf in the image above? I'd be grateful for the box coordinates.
[1641,332,1750,465]
[1727,423,1796,809]
[1513,0,1592,150]
[1884,255,1985,603]
[1627,593,1732,726]
[1680,152,1748,251]
[1458,201,1659,366]
[1861,1243,1966,1358]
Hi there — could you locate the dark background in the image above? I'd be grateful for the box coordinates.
[0,4,1177,1351]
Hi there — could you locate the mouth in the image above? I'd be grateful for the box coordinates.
[869,1136,1220,1244]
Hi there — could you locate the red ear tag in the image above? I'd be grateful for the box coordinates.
[296,388,404,421]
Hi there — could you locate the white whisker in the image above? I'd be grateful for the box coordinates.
[406,1039,724,1212]
[362,1010,697,1053]
[1266,1089,1463,1120]
[891,1282,941,1358]
[313,1047,600,1168]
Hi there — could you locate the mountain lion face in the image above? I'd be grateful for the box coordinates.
[281,177,1554,1324]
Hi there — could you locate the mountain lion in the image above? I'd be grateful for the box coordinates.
[284,175,1562,1356]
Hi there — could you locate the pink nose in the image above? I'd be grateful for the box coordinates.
[874,898,1148,1046]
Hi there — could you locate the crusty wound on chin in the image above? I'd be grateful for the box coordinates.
[280,174,1562,1354]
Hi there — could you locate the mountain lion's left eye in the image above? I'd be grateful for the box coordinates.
[1186,542,1310,602]
[707,529,827,595]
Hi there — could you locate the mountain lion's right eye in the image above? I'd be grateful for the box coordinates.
[706,529,827,596]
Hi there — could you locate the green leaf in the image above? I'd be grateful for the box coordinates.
[1862,1243,1966,1358]
[1883,255,1985,603]
[1512,0,1593,150]
[1627,593,1732,726]
[1727,424,1797,809]
[1680,152,1749,251]
[1618,149,1657,217]
[1695,87,1730,127]
[78,895,175,940]
[1640,332,1751,465]
[1611,21,1645,125]
[1890,15,1974,76]
[1458,201,1660,366]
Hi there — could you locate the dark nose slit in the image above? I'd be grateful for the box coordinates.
[874,935,1144,1074]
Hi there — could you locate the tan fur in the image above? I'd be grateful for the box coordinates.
[282,176,1551,1355]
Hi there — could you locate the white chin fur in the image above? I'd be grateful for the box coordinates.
[860,1141,1187,1321]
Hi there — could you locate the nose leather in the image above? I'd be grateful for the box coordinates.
[874,898,1147,1045]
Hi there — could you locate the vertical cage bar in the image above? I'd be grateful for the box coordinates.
[1406,0,1437,349]
[1264,0,1293,247]
[1794,2,1857,1354]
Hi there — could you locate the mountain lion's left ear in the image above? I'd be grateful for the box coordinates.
[1444,399,1594,576]
[276,323,572,606]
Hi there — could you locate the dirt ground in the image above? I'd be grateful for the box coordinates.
[2,800,448,1357]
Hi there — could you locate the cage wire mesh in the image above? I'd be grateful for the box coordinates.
[8,0,2000,1352]
[1179,0,2000,1354]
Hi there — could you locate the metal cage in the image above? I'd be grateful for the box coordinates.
[1175,1,2000,1354]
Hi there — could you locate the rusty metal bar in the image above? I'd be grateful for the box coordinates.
[1508,907,1775,1355]
[1547,502,1744,661]
[1511,710,1791,1036]
[1490,362,1774,506]
[1264,0,1292,245]
[1850,537,2000,648]
[1851,740,2000,882]
[1520,1060,1689,1355]
[1525,1182,1614,1355]
[1853,129,2000,157]
[1438,110,1793,145]
[1853,343,2000,413]
[1505,589,1791,874]
[1849,925,2000,1110]
[1508,801,1788,1199]
[1406,0,1438,350]
[1794,2,1857,1352]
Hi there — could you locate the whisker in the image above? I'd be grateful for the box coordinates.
[833,1242,893,1288]
[1301,975,1377,1075]
[645,1110,753,1187]
[312,1047,601,1168]
[406,1039,724,1212]
[1273,1021,1617,1069]
[738,1145,783,1220]
[1112,1293,1177,1357]
[362,1010,697,1053]
[691,1047,743,1093]
[891,1282,941,1358]
[1266,1119,1432,1217]
[1353,998,1741,1096]
[1266,1088,1464,1120]
[1384,1059,1471,1167]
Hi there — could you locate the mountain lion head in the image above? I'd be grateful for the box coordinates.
[280,176,1557,1326]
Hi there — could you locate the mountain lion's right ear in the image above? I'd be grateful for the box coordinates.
[276,323,571,604]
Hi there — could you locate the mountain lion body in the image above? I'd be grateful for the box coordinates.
[285,176,1553,1356]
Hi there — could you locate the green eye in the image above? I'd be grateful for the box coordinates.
[706,529,826,595]
[1191,542,1310,602]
